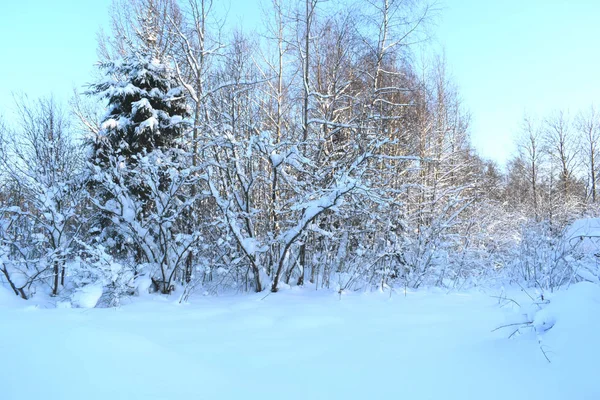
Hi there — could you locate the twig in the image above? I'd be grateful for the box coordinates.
[516,281,543,310]
[491,321,533,333]
[260,291,272,301]
[539,345,552,363]
[508,328,521,339]
[490,295,521,308]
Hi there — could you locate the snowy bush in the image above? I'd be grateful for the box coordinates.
[564,218,600,284]
[508,221,572,290]
[90,149,203,295]
[500,218,600,291]
[0,97,87,297]
[0,208,45,299]
[496,281,600,363]
[71,243,138,307]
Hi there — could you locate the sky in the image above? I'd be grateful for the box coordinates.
[1,0,599,166]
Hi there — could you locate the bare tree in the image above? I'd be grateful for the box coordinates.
[516,113,543,220]
[544,111,580,199]
[575,106,600,203]
[97,0,183,61]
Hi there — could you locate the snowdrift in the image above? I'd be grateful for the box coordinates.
[0,285,598,399]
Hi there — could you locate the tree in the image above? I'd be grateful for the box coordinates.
[88,50,189,170]
[543,110,583,228]
[575,106,600,203]
[88,17,192,283]
[516,113,543,220]
[0,97,86,297]
[544,111,579,199]
[97,0,183,62]
[90,148,203,294]
[166,0,225,282]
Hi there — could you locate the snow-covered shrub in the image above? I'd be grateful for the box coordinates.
[0,208,44,299]
[90,148,203,295]
[530,281,600,335]
[0,97,87,297]
[70,243,138,307]
[203,128,396,293]
[498,218,600,291]
[71,283,104,308]
[507,221,572,290]
[496,281,600,363]
[564,218,600,285]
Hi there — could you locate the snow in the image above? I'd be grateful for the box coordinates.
[169,114,183,126]
[241,237,265,256]
[134,275,153,295]
[100,118,118,131]
[565,217,600,238]
[131,98,151,114]
[531,282,600,361]
[0,286,598,399]
[70,283,103,308]
[136,116,159,134]
[564,218,600,283]
[0,285,22,308]
[270,151,284,167]
[565,217,600,252]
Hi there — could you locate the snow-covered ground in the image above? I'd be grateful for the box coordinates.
[1,284,598,400]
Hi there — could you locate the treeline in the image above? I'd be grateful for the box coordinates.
[0,0,596,304]
[505,110,599,226]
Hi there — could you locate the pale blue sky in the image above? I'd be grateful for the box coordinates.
[1,0,598,165]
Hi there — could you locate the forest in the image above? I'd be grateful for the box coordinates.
[1,0,599,305]
[2,1,600,399]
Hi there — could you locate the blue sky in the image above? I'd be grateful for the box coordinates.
[0,0,110,111]
[1,0,598,165]
[436,0,600,164]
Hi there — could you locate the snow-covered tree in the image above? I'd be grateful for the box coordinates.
[87,32,191,259]
[90,148,203,294]
[87,50,189,171]
[0,97,86,297]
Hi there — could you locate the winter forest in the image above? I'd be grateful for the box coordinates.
[2,0,599,300]
[1,0,599,398]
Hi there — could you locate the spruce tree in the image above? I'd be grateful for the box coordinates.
[86,45,191,270]
[88,50,189,169]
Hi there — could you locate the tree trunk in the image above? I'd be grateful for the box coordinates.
[297,244,305,286]
[52,261,60,296]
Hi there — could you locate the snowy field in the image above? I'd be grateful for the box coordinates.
[1,284,599,400]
